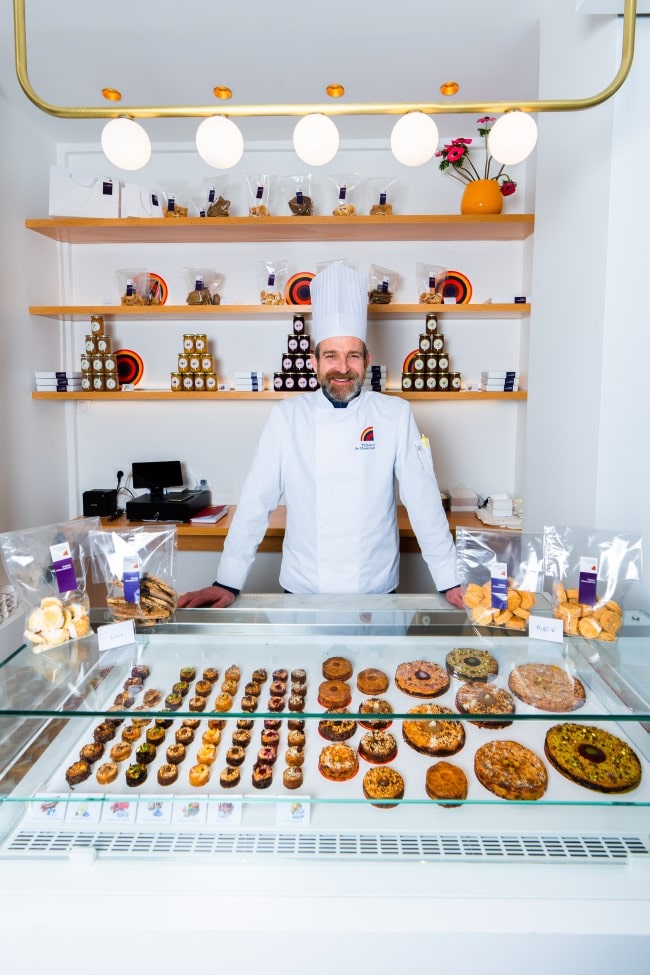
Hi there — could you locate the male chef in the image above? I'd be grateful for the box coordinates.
[178,260,463,609]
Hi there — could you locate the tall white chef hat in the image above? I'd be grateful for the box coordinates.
[310,261,368,347]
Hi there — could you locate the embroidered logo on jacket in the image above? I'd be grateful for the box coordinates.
[356,426,375,451]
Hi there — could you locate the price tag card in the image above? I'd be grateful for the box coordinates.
[529,615,564,644]
[101,795,137,824]
[29,796,67,822]
[275,796,311,827]
[65,796,103,824]
[490,561,508,610]
[171,798,208,825]
[206,799,243,826]
[136,796,173,825]
[97,619,136,653]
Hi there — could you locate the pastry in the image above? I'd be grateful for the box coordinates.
[395,660,449,697]
[157,763,179,786]
[232,729,251,748]
[166,743,186,764]
[221,679,239,695]
[322,656,353,681]
[224,665,241,682]
[272,668,288,682]
[252,668,268,683]
[464,584,535,631]
[65,760,91,787]
[257,745,278,765]
[288,694,305,712]
[291,682,307,698]
[544,723,642,793]
[135,742,157,765]
[402,704,466,756]
[121,724,141,743]
[508,663,586,713]
[263,718,281,730]
[93,722,116,743]
[318,743,359,781]
[283,766,303,790]
[252,761,273,789]
[358,730,398,764]
[357,667,389,695]
[165,692,182,711]
[182,718,201,730]
[189,763,211,787]
[188,696,207,712]
[245,681,262,697]
[172,681,190,698]
[79,742,104,764]
[288,718,305,732]
[291,668,307,684]
[143,689,163,707]
[124,676,144,691]
[268,696,285,712]
[424,761,468,806]
[241,695,258,712]
[270,680,286,696]
[317,680,352,709]
[319,708,357,742]
[285,746,305,767]
[358,697,393,730]
[113,692,134,709]
[146,726,166,746]
[362,767,405,808]
[214,692,233,712]
[445,648,498,682]
[96,762,119,785]
[110,741,132,762]
[287,729,306,748]
[131,711,152,727]
[474,740,548,800]
[455,683,516,729]
[194,680,213,698]
[175,726,194,745]
[131,664,151,680]
[226,745,246,767]
[155,716,174,729]
[202,727,222,746]
[179,666,196,681]
[220,766,241,788]
[261,729,280,747]
[125,763,148,787]
[208,718,227,731]
[196,743,217,765]
[202,667,219,683]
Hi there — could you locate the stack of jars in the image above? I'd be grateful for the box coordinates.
[401,313,462,393]
[171,333,218,392]
[80,316,119,392]
[273,314,319,393]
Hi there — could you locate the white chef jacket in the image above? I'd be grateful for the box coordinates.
[217,389,458,595]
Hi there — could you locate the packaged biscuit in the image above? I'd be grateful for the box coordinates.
[416,262,447,304]
[116,269,163,306]
[368,264,401,304]
[245,172,273,216]
[328,173,360,216]
[281,174,314,216]
[367,176,400,215]
[456,528,545,632]
[256,259,288,305]
[157,180,191,218]
[0,518,98,653]
[89,525,178,626]
[544,525,643,641]
[183,267,223,305]
[197,176,231,217]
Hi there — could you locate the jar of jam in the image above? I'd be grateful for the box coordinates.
[200,353,214,373]
[294,355,306,373]
[170,372,182,392]
[282,353,293,372]
[90,315,105,336]
[177,353,190,373]
[438,372,450,390]
[84,335,96,354]
[92,374,105,391]
[298,335,311,354]
[193,372,206,391]
[81,375,92,391]
[104,373,119,391]
[287,335,299,353]
[205,372,218,391]
[292,314,305,335]
[284,374,296,391]
[182,374,195,391]
[413,353,426,373]
[425,374,437,390]
[103,353,117,374]
[438,353,450,371]
[401,373,413,391]
[450,372,462,390]
[189,353,201,373]
[418,334,432,353]
[194,334,208,353]
[413,374,425,391]
[182,334,195,353]
[425,313,438,334]
[80,354,92,373]
[96,334,111,354]
[273,372,284,391]
[432,334,445,352]
[296,375,308,390]
[425,353,438,372]
[92,354,105,374]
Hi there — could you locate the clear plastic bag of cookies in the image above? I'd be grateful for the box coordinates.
[157,180,190,218]
[116,268,163,306]
[367,176,400,215]
[328,173,360,216]
[368,264,401,304]
[456,528,545,632]
[245,172,273,217]
[89,525,178,626]
[256,259,288,305]
[183,267,223,305]
[0,518,99,653]
[281,174,314,216]
[196,176,231,217]
[416,262,448,304]
[543,525,643,641]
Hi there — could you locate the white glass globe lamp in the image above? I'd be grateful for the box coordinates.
[390,112,439,166]
[101,118,151,171]
[196,116,244,169]
[293,114,339,166]
[488,111,538,165]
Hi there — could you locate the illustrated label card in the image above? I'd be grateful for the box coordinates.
[206,799,243,826]
[171,798,208,825]
[578,555,598,605]
[490,561,508,610]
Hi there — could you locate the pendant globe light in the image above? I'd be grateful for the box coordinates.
[196,116,244,169]
[101,117,151,170]
[390,112,439,166]
[488,111,538,165]
[293,113,340,166]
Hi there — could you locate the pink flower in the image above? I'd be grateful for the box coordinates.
[446,144,467,164]
[477,116,495,125]
[500,180,517,196]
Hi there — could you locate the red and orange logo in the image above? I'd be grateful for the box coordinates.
[360,426,374,442]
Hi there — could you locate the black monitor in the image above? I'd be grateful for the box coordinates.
[131,460,184,496]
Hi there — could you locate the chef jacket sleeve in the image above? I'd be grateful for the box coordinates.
[216,405,287,591]
[394,404,459,592]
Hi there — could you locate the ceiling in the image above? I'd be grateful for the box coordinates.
[0,0,633,150]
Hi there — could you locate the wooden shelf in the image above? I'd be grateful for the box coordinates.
[25,214,534,244]
[30,302,530,321]
[100,506,514,554]
[32,389,527,402]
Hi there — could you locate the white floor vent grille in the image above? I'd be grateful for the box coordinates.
[2,829,649,863]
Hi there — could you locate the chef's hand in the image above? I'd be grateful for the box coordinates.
[444,586,464,610]
[177,585,236,609]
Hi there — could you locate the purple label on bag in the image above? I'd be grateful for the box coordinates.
[199,208,206,218]
[151,193,159,207]
[102,180,113,196]
[296,190,303,204]
[208,187,215,203]
[123,556,141,603]
[578,556,598,605]
[339,187,346,200]
[490,561,508,610]
[268,272,275,287]
[50,542,76,593]
[168,195,175,212]
[379,192,387,205]
[256,186,264,200]
[428,275,436,290]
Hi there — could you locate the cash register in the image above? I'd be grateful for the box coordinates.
[125,460,210,522]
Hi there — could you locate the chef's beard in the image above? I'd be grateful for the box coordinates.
[320,371,364,404]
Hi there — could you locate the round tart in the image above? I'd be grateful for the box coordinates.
[455,683,516,729]
[172,681,189,698]
[65,760,91,787]
[425,761,468,806]
[93,722,116,743]
[182,718,201,730]
[166,743,186,765]
[319,707,356,741]
[241,695,258,712]
[225,665,241,682]
[135,742,157,765]
[402,704,466,756]
[395,660,449,698]
[146,726,166,746]
[544,723,642,793]
[252,668,268,683]
[357,667,389,695]
[221,679,239,695]
[508,663,586,713]
[268,696,285,712]
[194,680,213,698]
[157,763,178,786]
[285,746,305,767]
[358,730,398,764]
[155,716,174,729]
[125,763,148,787]
[236,718,254,730]
[362,766,405,808]
[165,692,182,711]
[261,729,280,747]
[143,688,163,707]
[175,726,194,745]
[110,741,132,763]
[214,692,233,712]
[197,743,218,765]
[291,668,307,685]
[245,681,261,697]
[188,763,211,787]
[322,655,353,681]
[96,762,119,785]
[131,664,151,680]
[257,745,278,765]
[113,692,133,709]
[202,667,219,683]
[283,766,303,790]
[287,729,306,748]
[288,694,305,712]
[188,695,207,712]
[232,730,251,748]
[358,697,394,730]
[179,667,196,682]
[252,761,273,789]
[272,668,288,682]
[474,740,548,800]
[318,680,352,709]
[288,718,305,732]
[263,718,281,731]
[121,724,141,743]
[445,647,498,682]
[79,742,104,764]
[202,728,222,746]
[270,680,286,696]
[318,743,359,781]
[220,766,241,788]
[226,745,246,767]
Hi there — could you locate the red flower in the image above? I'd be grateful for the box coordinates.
[500,180,517,196]
[446,144,467,164]
[477,116,495,125]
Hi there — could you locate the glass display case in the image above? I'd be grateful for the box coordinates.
[1,596,649,865]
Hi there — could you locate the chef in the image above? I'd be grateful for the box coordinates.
[178,261,463,609]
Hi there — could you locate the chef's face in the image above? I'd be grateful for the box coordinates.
[312,337,369,403]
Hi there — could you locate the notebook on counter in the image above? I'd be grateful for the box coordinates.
[189,505,230,524]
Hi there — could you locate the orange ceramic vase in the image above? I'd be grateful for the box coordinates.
[461,179,503,215]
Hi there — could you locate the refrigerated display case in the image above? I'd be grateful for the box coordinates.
[1,595,649,972]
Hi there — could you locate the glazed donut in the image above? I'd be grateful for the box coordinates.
[445,647,498,682]
[322,656,353,681]
[395,660,449,698]
[356,667,389,695]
